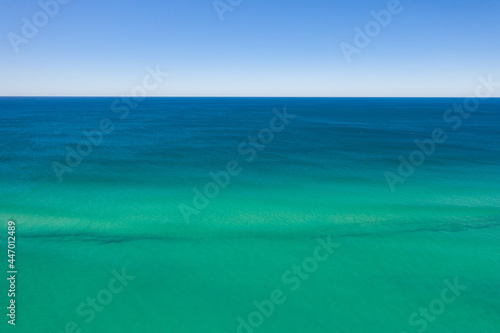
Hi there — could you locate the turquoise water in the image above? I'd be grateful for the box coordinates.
[1,97,499,332]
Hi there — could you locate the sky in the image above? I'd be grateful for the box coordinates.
[1,0,499,97]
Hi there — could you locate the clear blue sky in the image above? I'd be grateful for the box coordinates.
[1,0,499,97]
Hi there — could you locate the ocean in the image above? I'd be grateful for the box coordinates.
[1,97,499,332]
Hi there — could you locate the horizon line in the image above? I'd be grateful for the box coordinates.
[1,96,500,99]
